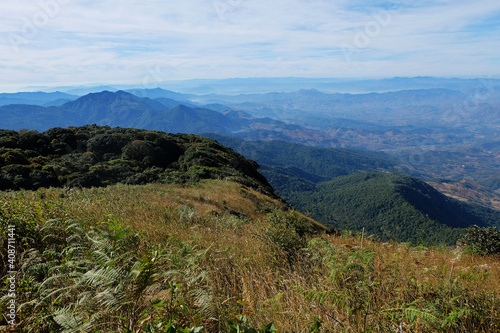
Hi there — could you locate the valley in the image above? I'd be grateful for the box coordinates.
[1,77,499,245]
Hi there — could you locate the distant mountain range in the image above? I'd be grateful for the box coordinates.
[1,86,499,193]
[23,77,500,95]
[0,90,339,146]
[0,91,79,107]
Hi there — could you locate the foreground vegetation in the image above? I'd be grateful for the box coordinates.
[1,181,499,332]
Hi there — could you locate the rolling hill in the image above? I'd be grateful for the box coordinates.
[202,135,500,245]
[288,172,500,245]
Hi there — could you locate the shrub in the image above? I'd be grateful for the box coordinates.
[1,150,29,165]
[459,225,500,255]
[266,209,314,256]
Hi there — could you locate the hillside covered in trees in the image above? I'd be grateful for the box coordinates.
[0,126,274,196]
[289,172,500,245]
[204,135,500,245]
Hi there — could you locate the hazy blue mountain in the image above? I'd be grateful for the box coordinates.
[0,104,65,130]
[0,91,218,132]
[149,77,500,95]
[153,97,194,109]
[193,87,498,190]
[43,99,76,107]
[126,88,195,101]
[23,77,500,95]
[187,88,468,122]
[0,91,79,106]
[59,91,163,128]
[62,85,119,95]
[159,105,234,133]
[0,91,324,140]
[201,103,231,112]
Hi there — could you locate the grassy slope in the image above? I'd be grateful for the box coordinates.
[1,181,500,332]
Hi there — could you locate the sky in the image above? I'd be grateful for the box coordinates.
[0,0,499,92]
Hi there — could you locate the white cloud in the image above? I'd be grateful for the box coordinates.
[0,0,499,91]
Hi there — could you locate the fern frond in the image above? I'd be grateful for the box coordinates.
[294,285,339,305]
[52,306,83,331]
[79,266,125,288]
[404,306,440,325]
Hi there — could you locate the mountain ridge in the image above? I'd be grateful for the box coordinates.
[290,172,500,244]
[0,90,340,146]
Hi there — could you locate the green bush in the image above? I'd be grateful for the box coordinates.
[459,225,500,255]
[0,125,275,194]
[266,209,314,256]
[1,150,29,165]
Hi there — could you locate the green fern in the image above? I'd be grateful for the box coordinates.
[15,218,215,332]
[404,306,440,325]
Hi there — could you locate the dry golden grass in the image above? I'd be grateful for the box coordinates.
[1,181,499,332]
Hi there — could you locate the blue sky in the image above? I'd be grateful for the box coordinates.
[0,0,499,91]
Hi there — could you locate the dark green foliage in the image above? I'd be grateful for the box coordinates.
[259,165,318,193]
[1,150,29,165]
[87,132,130,157]
[18,129,49,151]
[459,225,500,255]
[288,173,500,245]
[1,164,32,189]
[0,130,19,148]
[0,126,275,196]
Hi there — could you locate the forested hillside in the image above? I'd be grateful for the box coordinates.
[0,126,274,196]
[289,173,500,245]
[1,126,500,332]
[205,134,396,181]
[204,135,500,245]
